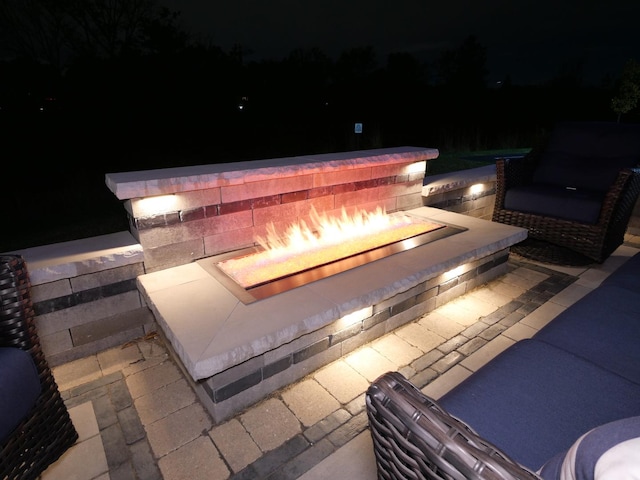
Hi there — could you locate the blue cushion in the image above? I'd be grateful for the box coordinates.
[531,121,640,192]
[438,339,640,471]
[601,252,640,294]
[0,347,41,443]
[544,122,640,159]
[504,184,604,223]
[534,285,640,385]
[538,416,640,479]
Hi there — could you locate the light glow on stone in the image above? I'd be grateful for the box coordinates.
[217,206,442,289]
[135,194,178,216]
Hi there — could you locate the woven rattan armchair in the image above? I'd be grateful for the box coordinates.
[0,255,78,480]
[366,371,540,480]
[493,121,640,263]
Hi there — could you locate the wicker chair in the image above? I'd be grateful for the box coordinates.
[366,371,541,480]
[0,255,78,480]
[492,121,640,263]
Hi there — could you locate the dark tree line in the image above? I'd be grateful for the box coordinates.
[0,0,637,174]
[0,0,637,251]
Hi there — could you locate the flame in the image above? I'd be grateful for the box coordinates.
[218,206,441,289]
[256,206,408,256]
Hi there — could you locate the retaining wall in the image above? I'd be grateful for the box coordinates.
[7,163,639,366]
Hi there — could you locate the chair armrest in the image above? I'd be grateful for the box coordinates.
[494,152,540,210]
[366,371,541,480]
[0,256,35,352]
[597,168,640,227]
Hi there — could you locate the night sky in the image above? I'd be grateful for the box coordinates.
[160,0,640,85]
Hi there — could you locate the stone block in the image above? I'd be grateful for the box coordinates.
[137,220,204,248]
[333,187,381,209]
[396,192,425,210]
[30,278,72,302]
[36,291,143,336]
[221,175,314,203]
[204,355,265,391]
[71,263,144,292]
[371,161,424,179]
[40,329,73,357]
[262,324,335,365]
[252,202,298,227]
[312,167,372,188]
[71,307,155,346]
[142,239,205,273]
[204,227,255,256]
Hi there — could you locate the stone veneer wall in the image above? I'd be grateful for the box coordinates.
[194,248,510,422]
[106,147,438,273]
[422,163,640,235]
[8,162,637,368]
[422,164,497,220]
[8,232,156,366]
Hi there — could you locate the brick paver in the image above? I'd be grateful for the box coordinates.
[313,361,369,404]
[281,379,341,427]
[240,398,301,452]
[53,257,585,480]
[209,418,262,473]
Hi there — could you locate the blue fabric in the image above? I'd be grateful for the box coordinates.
[438,339,640,471]
[0,347,41,443]
[532,154,638,192]
[538,416,640,480]
[531,121,640,192]
[503,184,604,223]
[534,285,640,384]
[544,122,640,159]
[601,252,640,294]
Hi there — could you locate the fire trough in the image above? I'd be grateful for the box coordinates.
[212,210,465,304]
[106,147,527,423]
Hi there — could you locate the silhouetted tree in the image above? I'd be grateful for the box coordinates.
[0,0,175,66]
[0,0,69,70]
[612,59,640,122]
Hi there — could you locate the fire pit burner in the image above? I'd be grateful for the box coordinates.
[208,213,466,304]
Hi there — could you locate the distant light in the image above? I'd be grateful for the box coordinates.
[238,104,244,110]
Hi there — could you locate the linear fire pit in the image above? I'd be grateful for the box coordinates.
[210,212,466,303]
[107,148,526,422]
[137,207,526,423]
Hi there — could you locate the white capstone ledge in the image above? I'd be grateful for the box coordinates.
[106,146,439,200]
[423,164,496,196]
[6,231,143,286]
[137,207,527,381]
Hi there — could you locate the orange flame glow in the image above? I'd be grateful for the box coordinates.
[218,206,441,289]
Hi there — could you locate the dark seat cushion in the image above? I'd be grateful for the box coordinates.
[438,339,640,471]
[532,122,640,192]
[504,184,605,223]
[533,284,640,384]
[0,347,41,443]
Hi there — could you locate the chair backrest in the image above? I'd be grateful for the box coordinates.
[532,121,640,192]
[0,255,78,480]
